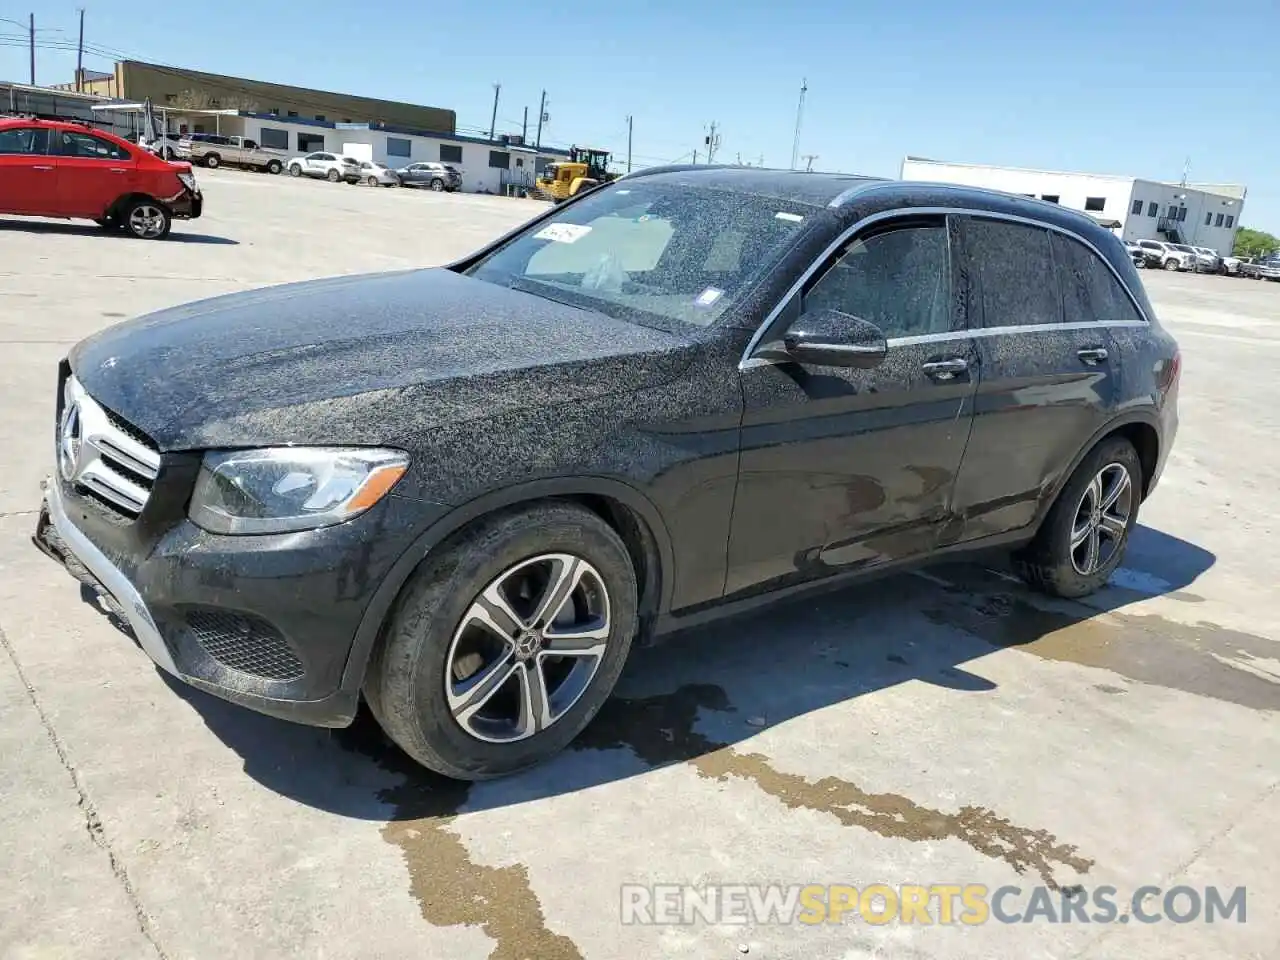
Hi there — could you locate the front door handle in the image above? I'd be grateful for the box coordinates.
[1077,347,1109,365]
[108,168,128,174]
[922,357,969,380]
[31,164,53,171]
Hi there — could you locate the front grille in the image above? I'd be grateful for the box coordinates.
[185,610,305,682]
[60,377,160,519]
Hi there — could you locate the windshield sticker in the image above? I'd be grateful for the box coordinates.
[615,189,631,195]
[775,211,804,223]
[534,223,592,244]
[694,287,724,308]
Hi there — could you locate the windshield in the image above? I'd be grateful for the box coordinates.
[467,182,811,328]
[1173,244,1195,253]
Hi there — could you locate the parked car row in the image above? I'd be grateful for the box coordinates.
[1123,238,1250,276]
[283,152,464,191]
[1239,254,1280,280]
[1,115,202,239]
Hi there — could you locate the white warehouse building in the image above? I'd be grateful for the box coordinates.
[901,157,1246,255]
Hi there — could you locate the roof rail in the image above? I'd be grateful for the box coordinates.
[2,110,96,127]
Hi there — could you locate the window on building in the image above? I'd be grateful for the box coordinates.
[804,220,953,338]
[193,124,206,134]
[1178,206,1188,221]
[489,150,510,169]
[342,118,352,123]
[1214,213,1224,226]
[1041,194,1060,203]
[1205,212,1214,226]
[387,137,412,158]
[1131,198,1144,215]
[315,114,326,121]
[440,144,463,163]
[1085,197,1106,212]
[535,157,552,175]
[1167,204,1178,218]
[298,132,325,152]
[287,110,298,118]
[962,217,1061,327]
[1226,215,1235,228]
[515,157,524,167]
[259,127,289,150]
[1147,202,1157,217]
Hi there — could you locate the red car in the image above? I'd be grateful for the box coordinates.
[0,116,202,239]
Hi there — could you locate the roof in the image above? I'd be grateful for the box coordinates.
[622,165,888,207]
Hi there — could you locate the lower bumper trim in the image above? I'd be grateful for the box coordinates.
[42,479,179,676]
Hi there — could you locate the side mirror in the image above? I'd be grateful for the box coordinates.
[769,309,888,368]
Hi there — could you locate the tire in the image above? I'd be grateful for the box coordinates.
[327,168,341,182]
[289,163,302,177]
[121,198,171,240]
[204,153,220,169]
[267,160,282,175]
[1014,437,1142,598]
[364,502,639,780]
[430,178,445,192]
[368,175,379,187]
[93,216,118,230]
[1163,258,1180,271]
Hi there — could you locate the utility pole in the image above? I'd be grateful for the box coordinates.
[76,8,85,91]
[692,148,697,165]
[625,115,633,172]
[736,152,742,166]
[790,78,807,170]
[534,89,546,149]
[522,105,528,141]
[488,83,501,141]
[759,153,764,167]
[704,121,720,163]
[1181,156,1190,188]
[802,153,818,172]
[29,13,35,85]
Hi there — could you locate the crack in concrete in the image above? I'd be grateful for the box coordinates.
[0,509,40,518]
[0,623,169,960]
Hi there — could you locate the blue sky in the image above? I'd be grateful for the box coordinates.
[4,0,1278,228]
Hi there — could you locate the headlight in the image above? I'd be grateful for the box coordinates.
[189,447,409,535]
[176,171,197,192]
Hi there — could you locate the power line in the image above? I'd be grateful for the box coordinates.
[790,78,807,170]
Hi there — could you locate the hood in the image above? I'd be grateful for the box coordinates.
[71,268,693,451]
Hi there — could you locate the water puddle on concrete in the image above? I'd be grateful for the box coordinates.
[921,568,1280,712]
[338,716,585,960]
[578,685,1093,888]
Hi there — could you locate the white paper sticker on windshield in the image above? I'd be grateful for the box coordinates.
[775,211,804,222]
[694,287,724,307]
[534,223,592,243]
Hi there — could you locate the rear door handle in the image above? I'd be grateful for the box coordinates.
[31,165,53,171]
[1077,347,1109,365]
[922,358,969,380]
[108,168,128,174]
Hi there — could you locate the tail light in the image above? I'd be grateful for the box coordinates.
[1157,350,1181,396]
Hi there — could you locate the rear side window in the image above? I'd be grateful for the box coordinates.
[804,220,953,338]
[53,130,131,161]
[0,126,48,154]
[962,218,1061,328]
[1051,233,1145,326]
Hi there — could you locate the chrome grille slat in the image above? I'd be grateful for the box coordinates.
[59,376,160,519]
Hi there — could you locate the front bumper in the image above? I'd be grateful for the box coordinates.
[34,469,434,727]
[170,189,202,220]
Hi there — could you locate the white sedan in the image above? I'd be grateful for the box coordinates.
[358,161,400,187]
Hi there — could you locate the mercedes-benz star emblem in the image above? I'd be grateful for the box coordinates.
[58,401,81,482]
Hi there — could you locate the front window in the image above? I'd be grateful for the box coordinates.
[52,130,131,161]
[467,182,811,329]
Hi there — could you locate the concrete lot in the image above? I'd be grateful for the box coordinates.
[1,169,1277,960]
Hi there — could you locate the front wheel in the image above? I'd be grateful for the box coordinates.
[364,502,638,780]
[122,199,171,240]
[368,175,380,187]
[288,163,302,177]
[1014,437,1142,598]
[326,168,341,182]
[1164,258,1180,271]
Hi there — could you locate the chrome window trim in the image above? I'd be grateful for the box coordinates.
[738,206,1152,371]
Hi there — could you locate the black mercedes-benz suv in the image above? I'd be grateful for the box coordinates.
[35,167,1180,779]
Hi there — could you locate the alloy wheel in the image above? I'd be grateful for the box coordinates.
[1069,463,1133,576]
[127,205,166,239]
[444,553,611,743]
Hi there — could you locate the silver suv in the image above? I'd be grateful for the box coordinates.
[285,152,362,183]
[397,161,462,192]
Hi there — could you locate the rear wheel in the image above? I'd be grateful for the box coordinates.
[267,160,282,175]
[204,153,221,169]
[364,502,638,780]
[430,178,445,192]
[1014,437,1142,598]
[122,199,171,240]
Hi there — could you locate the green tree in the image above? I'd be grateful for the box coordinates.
[1233,227,1279,258]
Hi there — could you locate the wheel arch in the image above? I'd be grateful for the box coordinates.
[106,192,167,220]
[339,477,675,697]
[1031,411,1162,536]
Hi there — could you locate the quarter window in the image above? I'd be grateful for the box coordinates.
[0,126,48,154]
[962,218,1061,327]
[804,220,953,338]
[52,130,130,160]
[1050,233,1144,326]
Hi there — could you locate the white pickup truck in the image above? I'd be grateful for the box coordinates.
[176,134,285,174]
